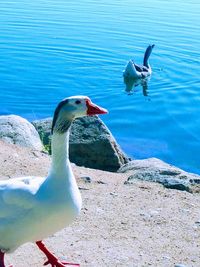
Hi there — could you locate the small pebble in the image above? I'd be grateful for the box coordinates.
[110,192,118,196]
[162,255,170,260]
[195,221,200,226]
[81,176,92,183]
[78,187,89,191]
[96,180,107,184]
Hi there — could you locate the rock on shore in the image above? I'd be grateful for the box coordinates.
[0,115,43,150]
[32,116,130,171]
[118,158,200,193]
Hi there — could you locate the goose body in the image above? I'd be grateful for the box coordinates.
[0,162,81,253]
[123,44,155,79]
[0,96,108,266]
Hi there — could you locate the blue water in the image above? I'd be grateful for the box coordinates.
[0,0,200,174]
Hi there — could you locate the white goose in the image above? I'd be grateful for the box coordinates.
[123,44,155,79]
[0,96,108,267]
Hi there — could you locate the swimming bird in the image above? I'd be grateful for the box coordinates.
[0,96,108,267]
[123,44,155,79]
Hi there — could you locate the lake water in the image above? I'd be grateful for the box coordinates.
[0,0,200,174]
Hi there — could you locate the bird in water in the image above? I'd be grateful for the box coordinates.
[123,44,155,79]
[0,96,108,267]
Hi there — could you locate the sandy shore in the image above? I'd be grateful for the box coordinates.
[0,140,200,267]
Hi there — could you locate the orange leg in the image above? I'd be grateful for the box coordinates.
[36,241,80,267]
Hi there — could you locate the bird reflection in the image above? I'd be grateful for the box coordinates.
[124,76,149,96]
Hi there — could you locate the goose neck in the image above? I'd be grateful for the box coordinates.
[50,130,70,174]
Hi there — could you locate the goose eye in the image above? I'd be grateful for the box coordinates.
[75,100,81,105]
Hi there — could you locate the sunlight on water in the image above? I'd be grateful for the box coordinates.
[0,0,200,173]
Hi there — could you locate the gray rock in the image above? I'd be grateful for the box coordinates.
[32,116,130,171]
[0,115,43,150]
[119,158,200,192]
[162,178,190,191]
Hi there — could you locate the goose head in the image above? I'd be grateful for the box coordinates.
[51,96,108,134]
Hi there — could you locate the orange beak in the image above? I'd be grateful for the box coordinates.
[86,99,108,116]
